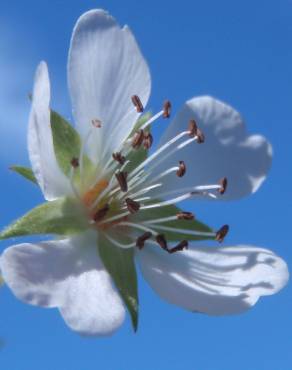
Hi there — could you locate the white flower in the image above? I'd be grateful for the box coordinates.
[0,9,288,336]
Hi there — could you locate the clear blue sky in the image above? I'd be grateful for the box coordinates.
[0,0,291,369]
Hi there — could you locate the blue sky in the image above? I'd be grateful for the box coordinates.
[0,0,291,369]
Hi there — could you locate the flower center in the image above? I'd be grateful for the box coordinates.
[69,96,229,253]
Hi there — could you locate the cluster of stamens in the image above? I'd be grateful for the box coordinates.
[68,95,229,254]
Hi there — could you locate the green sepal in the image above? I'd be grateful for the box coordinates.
[125,113,151,173]
[0,197,89,240]
[50,110,94,182]
[136,200,214,241]
[98,232,139,332]
[51,110,81,176]
[10,166,37,184]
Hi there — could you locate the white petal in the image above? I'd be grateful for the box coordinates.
[155,96,272,200]
[68,9,151,163]
[0,234,125,336]
[137,244,288,315]
[28,62,72,200]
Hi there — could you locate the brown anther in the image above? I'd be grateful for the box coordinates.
[196,128,205,144]
[218,177,228,195]
[188,119,205,143]
[163,100,171,118]
[176,161,186,177]
[168,240,188,254]
[125,198,140,214]
[93,204,110,222]
[131,95,144,112]
[177,211,195,220]
[215,224,229,243]
[132,129,144,149]
[70,157,79,168]
[143,132,153,149]
[188,119,198,137]
[112,152,126,165]
[136,232,152,249]
[115,171,128,192]
[156,234,168,251]
[92,119,102,128]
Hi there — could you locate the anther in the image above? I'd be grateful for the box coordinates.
[163,100,171,118]
[132,129,144,149]
[176,161,186,177]
[168,240,188,254]
[215,224,229,243]
[156,234,168,250]
[177,211,195,220]
[93,204,110,222]
[92,118,102,128]
[218,177,228,195]
[188,119,198,137]
[70,157,79,168]
[188,119,205,143]
[112,152,126,165]
[136,231,152,249]
[125,198,140,214]
[131,95,144,112]
[196,128,205,144]
[143,132,153,149]
[115,171,128,192]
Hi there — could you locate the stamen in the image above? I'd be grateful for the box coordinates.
[99,211,130,226]
[131,95,144,113]
[215,224,229,243]
[132,129,144,149]
[90,160,130,210]
[177,211,195,220]
[176,161,186,177]
[156,234,168,251]
[116,222,157,236]
[155,183,222,201]
[188,119,198,137]
[196,128,205,144]
[134,196,151,202]
[143,132,153,149]
[149,224,216,238]
[112,152,126,165]
[136,232,152,249]
[143,215,178,224]
[119,166,178,201]
[218,177,228,195]
[127,183,162,200]
[168,240,188,254]
[188,119,205,143]
[139,110,164,131]
[129,130,189,179]
[92,118,102,128]
[125,198,141,214]
[115,171,128,192]
[140,192,193,210]
[93,204,110,222]
[104,232,136,249]
[163,100,171,118]
[70,157,79,168]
